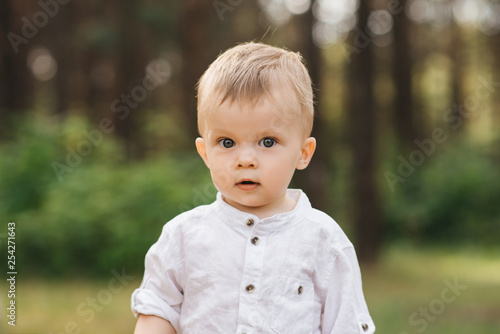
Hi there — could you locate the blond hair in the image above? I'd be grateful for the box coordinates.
[196,42,314,137]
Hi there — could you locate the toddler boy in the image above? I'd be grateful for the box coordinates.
[132,42,375,333]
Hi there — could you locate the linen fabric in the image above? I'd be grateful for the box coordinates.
[131,189,375,334]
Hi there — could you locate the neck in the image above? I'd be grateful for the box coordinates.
[223,193,297,219]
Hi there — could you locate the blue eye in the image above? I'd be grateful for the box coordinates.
[219,138,235,148]
[259,137,276,148]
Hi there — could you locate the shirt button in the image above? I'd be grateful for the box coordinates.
[245,284,255,294]
[251,236,260,245]
[246,218,254,227]
[298,285,303,295]
[362,323,369,331]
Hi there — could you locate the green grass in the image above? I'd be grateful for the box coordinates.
[1,245,500,333]
[1,277,139,333]
[363,245,500,334]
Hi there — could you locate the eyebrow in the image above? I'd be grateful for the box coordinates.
[206,127,237,139]
[209,128,284,143]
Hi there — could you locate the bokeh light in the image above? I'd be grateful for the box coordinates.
[27,47,58,82]
[284,0,311,15]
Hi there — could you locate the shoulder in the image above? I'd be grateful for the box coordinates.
[162,201,216,234]
[146,202,217,259]
[296,207,363,290]
[294,190,352,252]
[301,207,353,254]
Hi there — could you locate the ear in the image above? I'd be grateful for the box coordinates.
[195,137,210,168]
[296,137,316,170]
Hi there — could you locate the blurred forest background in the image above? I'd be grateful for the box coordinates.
[0,0,499,333]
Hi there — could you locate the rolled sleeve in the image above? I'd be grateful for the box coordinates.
[131,287,181,329]
[131,224,184,332]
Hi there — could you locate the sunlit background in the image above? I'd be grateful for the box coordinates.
[1,0,499,333]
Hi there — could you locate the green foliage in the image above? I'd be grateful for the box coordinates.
[0,115,59,214]
[383,137,500,245]
[1,115,214,277]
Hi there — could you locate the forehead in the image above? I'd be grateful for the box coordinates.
[207,91,301,134]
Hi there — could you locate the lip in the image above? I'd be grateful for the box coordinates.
[236,179,260,192]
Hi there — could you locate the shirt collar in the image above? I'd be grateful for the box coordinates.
[213,189,311,233]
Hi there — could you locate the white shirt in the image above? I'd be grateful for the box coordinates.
[131,189,375,334]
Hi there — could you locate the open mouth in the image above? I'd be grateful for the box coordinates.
[237,180,260,191]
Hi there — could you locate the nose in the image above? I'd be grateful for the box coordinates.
[237,147,257,168]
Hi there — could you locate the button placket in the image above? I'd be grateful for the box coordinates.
[237,224,266,330]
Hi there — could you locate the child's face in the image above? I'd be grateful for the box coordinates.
[196,93,316,218]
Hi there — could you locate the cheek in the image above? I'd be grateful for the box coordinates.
[210,170,231,190]
[205,151,222,169]
[274,149,301,169]
[208,154,233,188]
[263,153,297,180]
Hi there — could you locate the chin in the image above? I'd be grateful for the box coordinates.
[226,195,263,208]
[233,199,262,208]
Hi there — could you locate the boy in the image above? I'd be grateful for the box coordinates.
[132,42,375,333]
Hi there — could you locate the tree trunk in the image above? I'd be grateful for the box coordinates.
[347,0,381,263]
[492,31,500,127]
[448,19,465,132]
[180,0,211,143]
[0,0,34,138]
[44,0,76,116]
[114,0,148,160]
[393,0,418,149]
[293,6,330,213]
